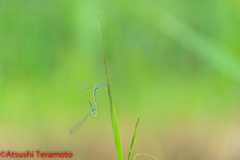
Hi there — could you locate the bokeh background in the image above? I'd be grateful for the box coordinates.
[1,0,240,159]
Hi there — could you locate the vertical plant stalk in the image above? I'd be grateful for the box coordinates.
[127,115,140,160]
[127,116,158,160]
[98,11,123,160]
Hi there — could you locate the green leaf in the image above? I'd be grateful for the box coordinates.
[127,115,140,160]
[111,102,123,160]
[98,11,123,160]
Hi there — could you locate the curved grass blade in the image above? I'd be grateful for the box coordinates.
[98,11,123,160]
[160,14,240,83]
[133,153,158,160]
[127,115,140,160]
[69,113,90,135]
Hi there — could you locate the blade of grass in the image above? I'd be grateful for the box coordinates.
[127,115,140,160]
[98,11,123,160]
[160,13,240,83]
[133,153,158,160]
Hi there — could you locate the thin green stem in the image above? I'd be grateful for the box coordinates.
[98,11,123,160]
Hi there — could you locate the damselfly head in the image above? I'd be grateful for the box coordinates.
[97,82,107,90]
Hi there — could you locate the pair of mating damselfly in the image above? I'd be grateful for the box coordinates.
[69,82,107,135]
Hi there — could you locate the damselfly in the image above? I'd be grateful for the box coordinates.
[69,82,107,134]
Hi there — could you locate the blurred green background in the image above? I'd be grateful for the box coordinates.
[1,0,240,159]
